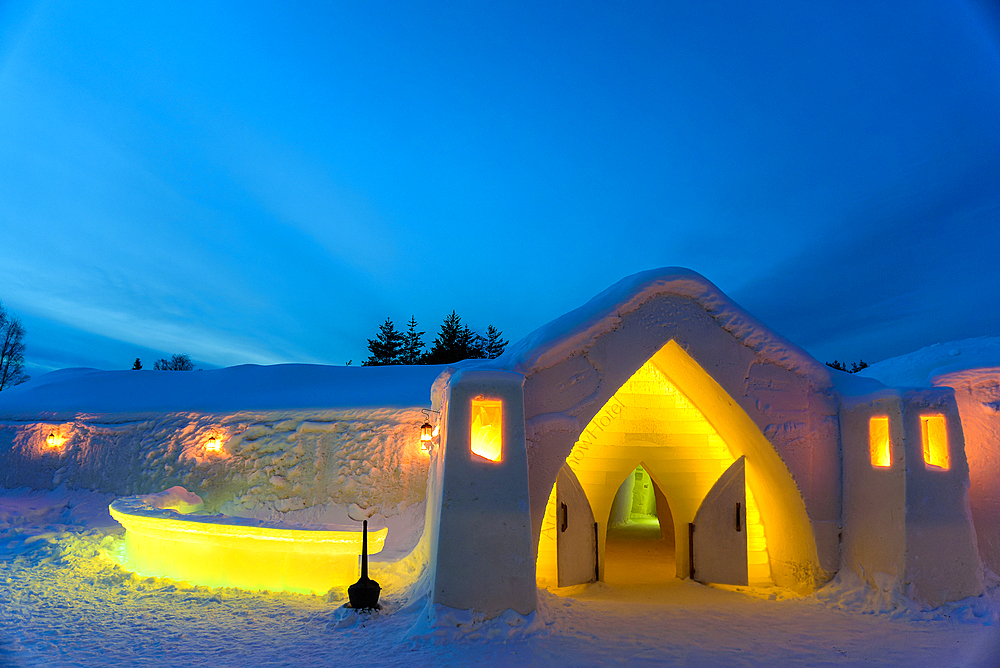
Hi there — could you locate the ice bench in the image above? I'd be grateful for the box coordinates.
[109,492,386,595]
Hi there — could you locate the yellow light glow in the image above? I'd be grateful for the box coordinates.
[109,501,387,595]
[538,357,772,587]
[420,421,434,454]
[45,432,65,450]
[869,416,891,467]
[471,398,503,462]
[536,483,559,588]
[204,436,222,454]
[921,414,949,470]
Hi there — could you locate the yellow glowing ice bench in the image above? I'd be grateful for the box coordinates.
[109,495,387,595]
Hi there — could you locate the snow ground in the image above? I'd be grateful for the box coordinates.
[2,487,999,667]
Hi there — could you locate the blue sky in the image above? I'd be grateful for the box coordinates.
[1,0,998,377]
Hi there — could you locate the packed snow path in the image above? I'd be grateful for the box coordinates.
[2,488,999,667]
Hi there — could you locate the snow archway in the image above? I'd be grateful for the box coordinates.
[514,269,838,593]
[537,343,808,586]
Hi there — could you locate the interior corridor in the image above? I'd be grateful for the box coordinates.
[603,517,676,586]
[603,465,677,586]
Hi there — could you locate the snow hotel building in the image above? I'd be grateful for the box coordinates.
[1,268,996,618]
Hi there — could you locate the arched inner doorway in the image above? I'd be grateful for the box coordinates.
[536,341,795,589]
[603,464,676,585]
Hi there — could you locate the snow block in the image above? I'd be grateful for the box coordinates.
[901,388,983,604]
[841,394,908,589]
[841,388,984,604]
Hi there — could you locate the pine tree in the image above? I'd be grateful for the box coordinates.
[826,359,868,374]
[422,313,509,364]
[483,325,508,359]
[460,325,486,360]
[400,316,425,365]
[424,311,465,364]
[132,358,142,370]
[363,317,403,366]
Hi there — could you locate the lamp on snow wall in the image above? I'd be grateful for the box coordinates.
[204,435,222,454]
[45,432,66,450]
[419,409,440,454]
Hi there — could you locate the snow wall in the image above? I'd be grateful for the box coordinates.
[0,408,428,528]
[934,367,1000,576]
[0,365,445,563]
[0,362,539,617]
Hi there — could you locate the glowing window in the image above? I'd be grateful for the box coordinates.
[471,399,502,462]
[921,415,949,470]
[869,416,891,468]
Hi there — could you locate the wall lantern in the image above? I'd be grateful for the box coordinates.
[45,432,65,450]
[420,422,434,451]
[204,435,223,454]
[419,409,440,454]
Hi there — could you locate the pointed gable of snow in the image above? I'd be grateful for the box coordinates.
[500,267,832,388]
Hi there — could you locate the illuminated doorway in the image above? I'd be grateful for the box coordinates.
[603,465,675,585]
[536,344,780,589]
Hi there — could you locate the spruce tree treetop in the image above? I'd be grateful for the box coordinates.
[484,325,508,359]
[424,311,465,364]
[400,316,425,365]
[365,312,508,366]
[363,317,403,366]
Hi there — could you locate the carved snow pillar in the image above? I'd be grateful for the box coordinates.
[427,368,536,617]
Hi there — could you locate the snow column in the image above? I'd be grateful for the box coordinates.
[427,368,537,617]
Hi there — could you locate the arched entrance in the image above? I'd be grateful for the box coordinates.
[536,340,812,589]
[603,464,676,585]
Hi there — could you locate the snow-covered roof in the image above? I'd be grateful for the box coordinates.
[859,337,1000,388]
[497,267,831,385]
[0,363,446,417]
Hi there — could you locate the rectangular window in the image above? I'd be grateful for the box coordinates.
[921,415,949,470]
[869,416,891,468]
[471,398,503,462]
